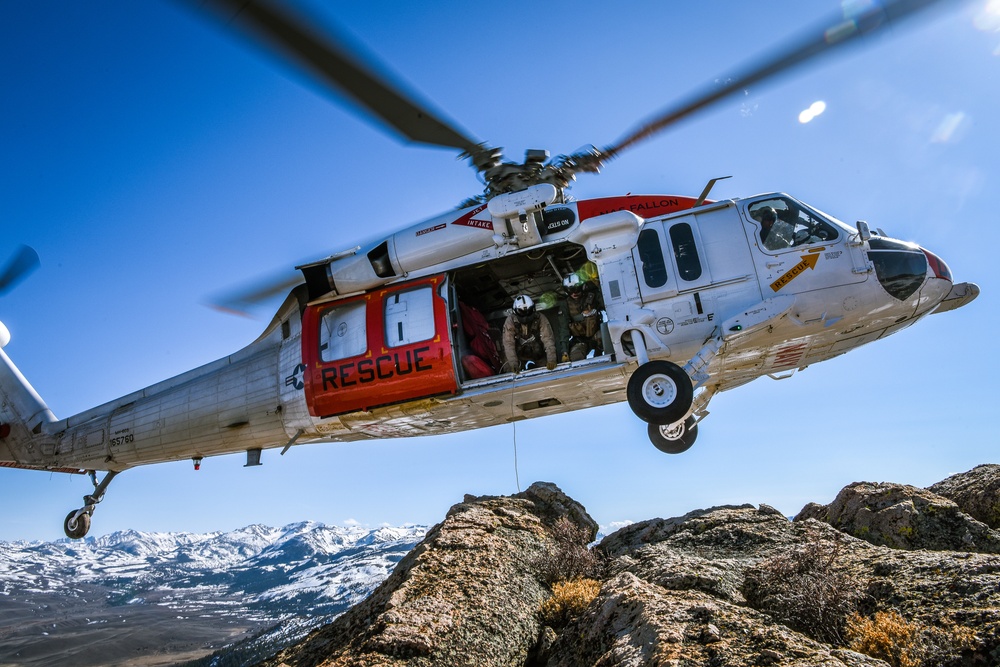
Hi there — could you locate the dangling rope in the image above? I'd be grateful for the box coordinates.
[510,368,521,493]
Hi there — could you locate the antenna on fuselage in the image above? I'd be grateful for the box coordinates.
[694,176,732,208]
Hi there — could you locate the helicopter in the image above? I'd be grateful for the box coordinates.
[0,0,981,539]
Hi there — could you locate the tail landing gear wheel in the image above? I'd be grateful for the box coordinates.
[627,360,693,425]
[648,417,698,454]
[64,510,91,539]
[62,470,118,540]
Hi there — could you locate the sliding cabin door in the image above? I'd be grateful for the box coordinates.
[302,275,458,418]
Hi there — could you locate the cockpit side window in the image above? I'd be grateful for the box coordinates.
[748,197,839,252]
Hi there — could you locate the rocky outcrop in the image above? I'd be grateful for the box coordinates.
[547,506,891,666]
[260,482,595,667]
[551,502,998,665]
[263,468,1000,667]
[544,573,887,666]
[795,480,1000,553]
[928,464,1000,529]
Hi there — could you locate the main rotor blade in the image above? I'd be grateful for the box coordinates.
[604,0,950,160]
[181,0,481,152]
[208,269,303,317]
[0,245,40,296]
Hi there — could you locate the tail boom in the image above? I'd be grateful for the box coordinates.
[0,342,59,469]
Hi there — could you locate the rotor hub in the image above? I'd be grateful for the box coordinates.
[465,145,608,201]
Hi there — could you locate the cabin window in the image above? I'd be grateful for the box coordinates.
[637,228,668,288]
[384,286,435,347]
[669,223,702,282]
[319,301,367,362]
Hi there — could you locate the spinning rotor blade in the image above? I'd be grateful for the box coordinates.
[596,0,950,164]
[208,269,303,316]
[0,245,40,296]
[181,0,481,153]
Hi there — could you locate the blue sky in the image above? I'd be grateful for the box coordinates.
[1,0,997,542]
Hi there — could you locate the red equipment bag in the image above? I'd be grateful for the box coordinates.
[459,301,501,373]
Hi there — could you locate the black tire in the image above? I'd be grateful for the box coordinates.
[64,511,91,540]
[626,360,693,425]
[648,417,698,454]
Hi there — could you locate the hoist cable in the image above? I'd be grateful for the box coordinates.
[510,370,521,493]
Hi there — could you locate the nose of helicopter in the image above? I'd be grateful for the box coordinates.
[918,247,953,306]
[922,247,953,284]
[920,246,980,313]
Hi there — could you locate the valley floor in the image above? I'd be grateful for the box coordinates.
[0,584,263,666]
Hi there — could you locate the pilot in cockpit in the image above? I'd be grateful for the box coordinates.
[758,206,795,251]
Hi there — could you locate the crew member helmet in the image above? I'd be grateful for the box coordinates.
[757,206,776,224]
[512,294,536,320]
[563,274,584,296]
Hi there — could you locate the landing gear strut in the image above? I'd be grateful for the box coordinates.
[623,327,723,454]
[63,470,118,539]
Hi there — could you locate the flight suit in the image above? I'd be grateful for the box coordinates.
[502,312,557,372]
[565,284,603,361]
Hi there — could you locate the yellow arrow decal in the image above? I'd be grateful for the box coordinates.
[770,253,820,292]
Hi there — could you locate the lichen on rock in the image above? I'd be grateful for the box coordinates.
[927,463,1000,529]
[795,480,1000,553]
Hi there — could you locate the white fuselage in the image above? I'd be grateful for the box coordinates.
[0,193,968,473]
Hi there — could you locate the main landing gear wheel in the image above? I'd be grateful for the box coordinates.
[626,360,693,426]
[63,510,91,540]
[648,417,698,454]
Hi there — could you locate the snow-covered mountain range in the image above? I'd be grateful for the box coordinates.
[0,522,426,666]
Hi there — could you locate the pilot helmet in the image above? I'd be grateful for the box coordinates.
[563,274,584,296]
[512,294,536,321]
[757,206,776,225]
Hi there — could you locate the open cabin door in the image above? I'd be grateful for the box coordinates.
[301,274,458,418]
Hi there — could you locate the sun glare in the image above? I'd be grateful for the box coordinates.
[931,112,968,143]
[974,0,1000,33]
[798,101,827,124]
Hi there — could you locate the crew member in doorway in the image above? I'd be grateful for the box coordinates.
[563,274,604,360]
[502,294,557,372]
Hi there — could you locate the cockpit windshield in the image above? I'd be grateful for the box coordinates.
[747,196,841,252]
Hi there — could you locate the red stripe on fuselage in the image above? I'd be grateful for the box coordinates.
[576,195,700,221]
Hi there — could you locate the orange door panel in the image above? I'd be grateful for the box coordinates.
[302,275,458,418]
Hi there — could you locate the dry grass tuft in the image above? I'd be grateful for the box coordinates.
[847,611,923,667]
[538,578,602,628]
[846,610,979,667]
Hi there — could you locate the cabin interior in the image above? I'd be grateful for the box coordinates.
[449,241,611,383]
